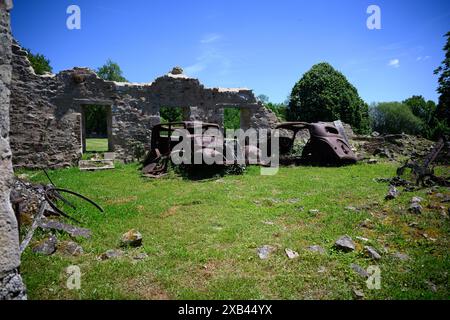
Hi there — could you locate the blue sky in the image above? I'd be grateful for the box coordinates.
[10,0,450,103]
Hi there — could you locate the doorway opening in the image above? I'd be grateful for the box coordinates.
[159,106,185,123]
[224,108,241,130]
[81,105,112,153]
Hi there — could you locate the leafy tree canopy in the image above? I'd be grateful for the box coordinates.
[288,62,370,134]
[434,31,450,126]
[97,59,128,82]
[160,107,183,123]
[25,49,53,75]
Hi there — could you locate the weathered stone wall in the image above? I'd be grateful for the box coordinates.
[0,0,27,300]
[10,51,279,168]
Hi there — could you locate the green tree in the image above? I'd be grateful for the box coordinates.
[224,108,241,130]
[434,31,450,127]
[85,105,108,137]
[288,62,370,134]
[97,59,128,82]
[370,102,424,135]
[160,107,183,122]
[25,49,52,75]
[266,102,287,121]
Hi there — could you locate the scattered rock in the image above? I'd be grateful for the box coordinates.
[352,288,365,299]
[359,219,374,229]
[425,280,437,293]
[309,209,320,215]
[133,252,149,261]
[368,159,378,164]
[99,249,123,260]
[262,220,275,225]
[392,252,410,261]
[307,245,325,254]
[32,235,57,255]
[345,206,358,211]
[334,235,355,252]
[257,245,276,260]
[408,221,419,228]
[317,266,327,273]
[409,202,423,214]
[350,263,369,278]
[120,229,143,247]
[285,248,299,259]
[385,186,399,200]
[287,198,300,204]
[170,66,183,75]
[59,241,83,256]
[364,246,381,260]
[421,233,437,242]
[411,196,423,203]
[356,236,369,242]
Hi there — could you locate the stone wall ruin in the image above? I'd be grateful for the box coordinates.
[0,0,27,300]
[10,47,279,168]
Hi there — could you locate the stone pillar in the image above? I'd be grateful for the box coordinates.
[0,0,27,300]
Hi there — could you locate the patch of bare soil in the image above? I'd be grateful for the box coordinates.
[125,275,171,300]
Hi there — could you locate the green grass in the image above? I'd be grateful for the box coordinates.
[17,163,449,300]
[85,138,108,152]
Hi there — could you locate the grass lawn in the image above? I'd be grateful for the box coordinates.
[85,138,109,152]
[18,163,449,299]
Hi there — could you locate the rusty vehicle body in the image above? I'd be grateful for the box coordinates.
[142,121,235,176]
[276,121,357,165]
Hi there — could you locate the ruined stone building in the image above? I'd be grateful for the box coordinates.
[0,0,27,300]
[9,43,278,169]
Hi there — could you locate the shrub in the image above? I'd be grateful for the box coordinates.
[370,102,424,135]
[288,62,370,134]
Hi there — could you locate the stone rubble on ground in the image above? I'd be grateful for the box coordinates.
[257,245,276,260]
[352,288,365,299]
[385,186,399,200]
[284,248,299,259]
[334,235,355,252]
[99,249,124,261]
[32,234,57,256]
[59,241,83,256]
[364,246,381,260]
[120,229,143,248]
[350,263,369,278]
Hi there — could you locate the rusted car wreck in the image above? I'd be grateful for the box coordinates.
[142,120,357,176]
[276,121,357,166]
[142,121,237,177]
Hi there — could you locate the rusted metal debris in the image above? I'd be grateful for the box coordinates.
[15,170,103,253]
[42,169,104,223]
[276,121,357,166]
[396,136,449,187]
[37,217,92,238]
